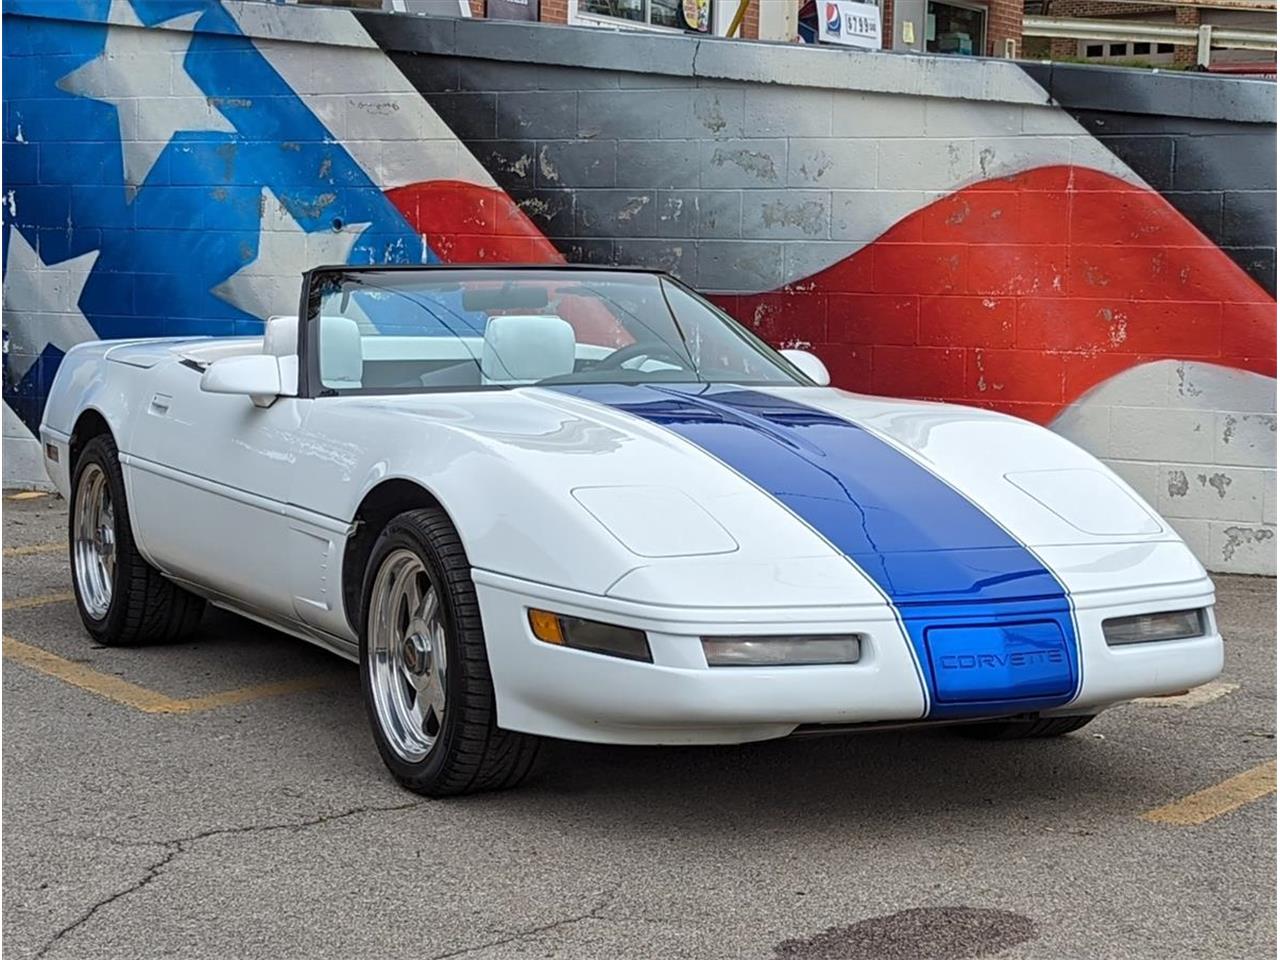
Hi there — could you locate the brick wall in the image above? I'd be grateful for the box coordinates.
[1173,5,1200,65]
[541,0,570,22]
[987,0,1022,55]
[742,0,760,39]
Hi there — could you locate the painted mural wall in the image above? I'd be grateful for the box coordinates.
[3,1,1276,573]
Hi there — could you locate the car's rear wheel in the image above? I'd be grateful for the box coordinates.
[360,507,539,796]
[69,434,205,645]
[951,715,1096,740]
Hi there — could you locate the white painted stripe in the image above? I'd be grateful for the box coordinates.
[226,4,496,191]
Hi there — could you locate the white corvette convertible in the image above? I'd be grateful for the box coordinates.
[41,266,1222,795]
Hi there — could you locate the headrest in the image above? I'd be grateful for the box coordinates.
[320,315,363,388]
[481,315,576,385]
[263,316,298,358]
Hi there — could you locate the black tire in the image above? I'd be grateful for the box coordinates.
[951,715,1097,740]
[69,434,205,645]
[359,507,540,797]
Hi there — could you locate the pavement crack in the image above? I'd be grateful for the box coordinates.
[36,799,426,958]
[34,843,178,960]
[427,884,622,960]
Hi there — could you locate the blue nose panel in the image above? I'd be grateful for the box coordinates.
[925,621,1074,705]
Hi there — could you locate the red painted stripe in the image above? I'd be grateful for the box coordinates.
[386,180,563,265]
[712,166,1275,423]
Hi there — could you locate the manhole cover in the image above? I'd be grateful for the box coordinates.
[774,906,1035,960]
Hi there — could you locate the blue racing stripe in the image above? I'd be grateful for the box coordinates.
[553,383,1080,720]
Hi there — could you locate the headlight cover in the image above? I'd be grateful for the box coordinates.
[527,609,652,662]
[1103,609,1206,646]
[702,635,862,667]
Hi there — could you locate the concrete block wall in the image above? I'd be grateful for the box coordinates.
[2,1,1275,574]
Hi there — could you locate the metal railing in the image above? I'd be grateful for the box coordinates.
[1023,14,1277,65]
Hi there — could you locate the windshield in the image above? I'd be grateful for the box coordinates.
[309,268,808,394]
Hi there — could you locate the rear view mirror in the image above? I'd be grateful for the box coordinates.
[200,355,284,408]
[780,349,831,387]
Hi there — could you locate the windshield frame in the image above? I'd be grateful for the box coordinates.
[297,263,815,399]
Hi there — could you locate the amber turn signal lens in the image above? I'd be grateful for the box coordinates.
[528,609,565,645]
[527,609,652,662]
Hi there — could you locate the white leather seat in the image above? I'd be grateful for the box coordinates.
[319,315,364,389]
[481,315,576,385]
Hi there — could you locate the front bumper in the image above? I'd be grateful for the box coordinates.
[473,570,1223,745]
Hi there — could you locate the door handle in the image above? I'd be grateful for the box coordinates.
[149,393,172,415]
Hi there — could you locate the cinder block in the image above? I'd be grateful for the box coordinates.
[741,190,830,240]
[615,140,701,190]
[473,139,536,190]
[1207,522,1277,575]
[1214,412,1277,468]
[831,190,926,242]
[1156,462,1265,522]
[577,90,669,140]
[925,99,1021,139]
[1099,458,1158,507]
[1173,134,1276,192]
[830,91,925,138]
[613,238,696,281]
[573,189,657,238]
[783,241,861,284]
[786,139,876,190]
[1095,135,1175,190]
[656,190,742,239]
[1166,516,1210,560]
[426,92,497,141]
[696,240,784,292]
[508,188,574,238]
[1222,190,1276,248]
[700,140,788,189]
[1052,405,1112,456]
[496,91,577,140]
[1265,472,1277,525]
[678,87,746,140]
[743,86,832,138]
[1109,407,1214,462]
[972,136,1074,181]
[535,141,615,189]
[876,139,975,191]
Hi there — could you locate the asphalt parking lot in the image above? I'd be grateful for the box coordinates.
[2,492,1275,960]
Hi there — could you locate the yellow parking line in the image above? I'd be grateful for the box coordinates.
[3,591,75,611]
[176,674,344,713]
[6,491,49,501]
[1141,759,1277,827]
[3,542,66,558]
[3,636,185,713]
[2,636,343,715]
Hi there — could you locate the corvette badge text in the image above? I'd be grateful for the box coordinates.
[937,650,1067,671]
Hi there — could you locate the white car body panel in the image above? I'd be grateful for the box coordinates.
[41,330,1223,745]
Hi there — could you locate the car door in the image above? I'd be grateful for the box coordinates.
[123,355,308,621]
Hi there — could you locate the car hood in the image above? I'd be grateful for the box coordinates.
[363,383,1202,605]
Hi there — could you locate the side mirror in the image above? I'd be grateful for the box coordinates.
[780,349,831,387]
[200,355,283,408]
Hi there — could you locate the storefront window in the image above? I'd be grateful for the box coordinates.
[925,0,986,56]
[576,0,709,30]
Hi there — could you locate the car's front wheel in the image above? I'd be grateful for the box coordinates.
[360,507,540,796]
[69,434,205,645]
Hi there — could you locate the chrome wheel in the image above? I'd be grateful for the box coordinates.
[366,549,448,763]
[73,462,116,620]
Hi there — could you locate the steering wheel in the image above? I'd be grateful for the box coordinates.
[594,340,689,372]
